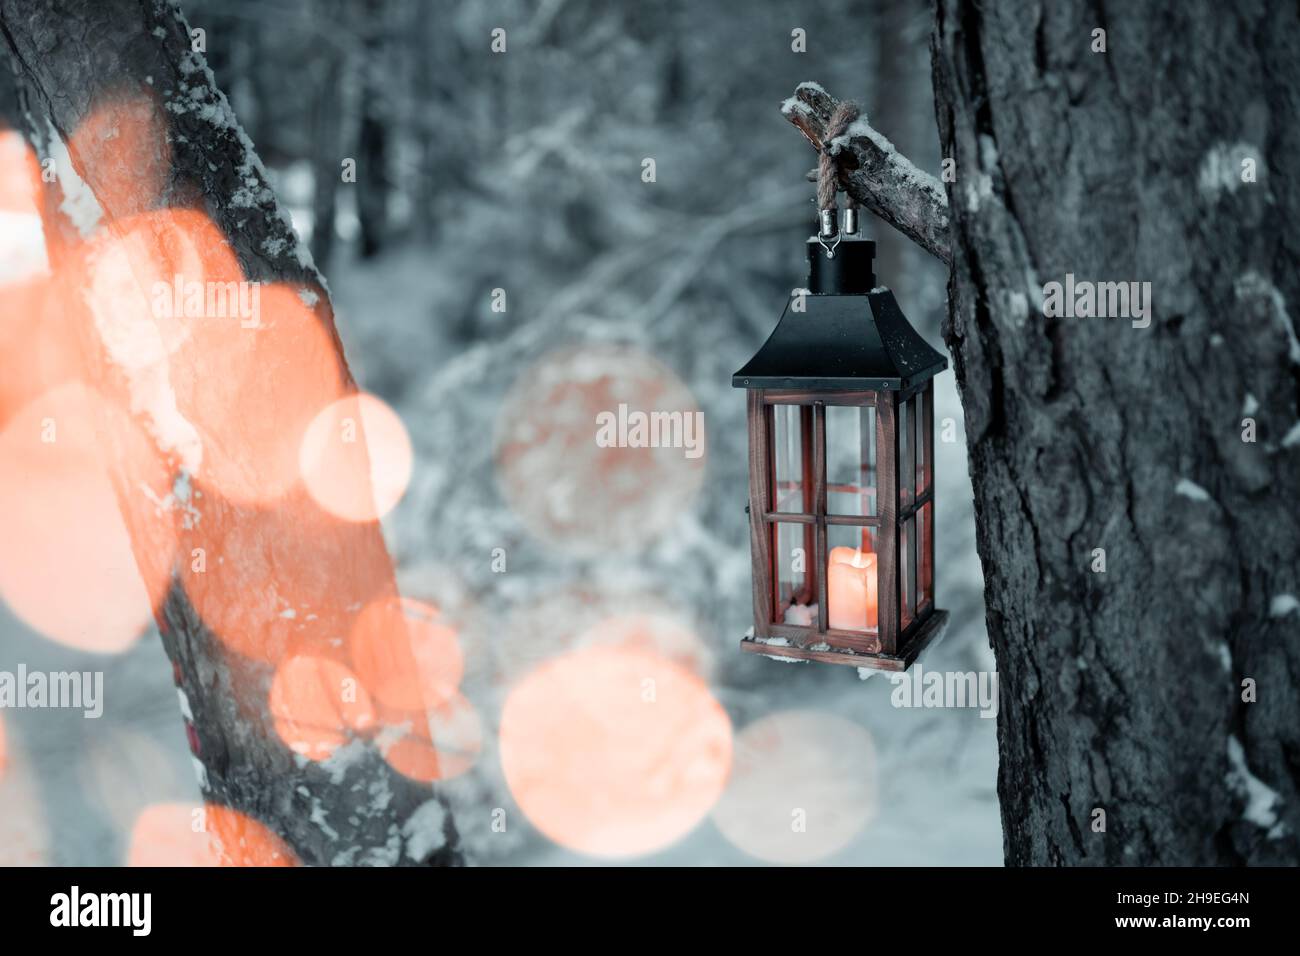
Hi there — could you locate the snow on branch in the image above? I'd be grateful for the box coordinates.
[783,82,951,265]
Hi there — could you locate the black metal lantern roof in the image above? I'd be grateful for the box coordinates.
[732,236,948,391]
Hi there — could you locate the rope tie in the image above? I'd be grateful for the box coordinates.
[817,100,860,247]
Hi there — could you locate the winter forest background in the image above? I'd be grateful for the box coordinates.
[0,0,1000,865]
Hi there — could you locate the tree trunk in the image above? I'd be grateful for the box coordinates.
[355,0,389,259]
[0,0,462,866]
[930,0,1299,864]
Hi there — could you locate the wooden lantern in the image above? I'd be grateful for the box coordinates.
[733,230,949,671]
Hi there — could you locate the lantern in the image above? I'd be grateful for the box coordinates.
[733,213,949,672]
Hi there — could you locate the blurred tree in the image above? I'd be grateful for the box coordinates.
[356,0,391,258]
[0,0,462,866]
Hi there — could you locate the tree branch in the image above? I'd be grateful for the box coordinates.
[783,81,951,265]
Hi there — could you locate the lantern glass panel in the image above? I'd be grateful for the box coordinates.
[914,392,927,498]
[826,523,880,633]
[899,398,915,509]
[901,516,917,628]
[771,405,812,514]
[825,404,876,516]
[772,521,813,622]
[919,502,933,608]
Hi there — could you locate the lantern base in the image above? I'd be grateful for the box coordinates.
[740,609,949,672]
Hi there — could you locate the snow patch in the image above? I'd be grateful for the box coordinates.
[309,798,339,840]
[85,243,204,475]
[782,603,815,626]
[1268,594,1298,619]
[1175,478,1212,502]
[965,173,993,212]
[45,125,102,236]
[1198,142,1262,201]
[1281,421,1300,448]
[834,117,947,206]
[401,800,448,861]
[1227,736,1284,836]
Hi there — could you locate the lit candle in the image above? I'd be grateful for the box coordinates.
[827,546,878,631]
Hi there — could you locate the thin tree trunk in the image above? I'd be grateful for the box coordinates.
[930,0,1300,864]
[309,40,343,269]
[0,0,461,866]
[356,0,389,259]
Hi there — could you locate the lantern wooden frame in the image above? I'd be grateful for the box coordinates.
[734,235,948,671]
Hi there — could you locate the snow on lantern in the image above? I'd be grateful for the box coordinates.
[733,210,949,672]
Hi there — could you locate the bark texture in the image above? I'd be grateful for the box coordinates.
[0,0,461,865]
[930,0,1300,863]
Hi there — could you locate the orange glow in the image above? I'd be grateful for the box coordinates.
[299,392,413,522]
[0,383,174,652]
[712,710,878,863]
[377,692,482,782]
[574,611,713,680]
[827,546,879,630]
[76,209,344,506]
[494,345,705,555]
[180,487,398,665]
[349,596,462,712]
[67,91,170,219]
[0,279,78,428]
[499,645,732,859]
[0,131,39,215]
[175,282,346,506]
[270,654,375,760]
[127,803,298,867]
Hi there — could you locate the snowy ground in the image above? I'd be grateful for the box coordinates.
[0,219,1001,864]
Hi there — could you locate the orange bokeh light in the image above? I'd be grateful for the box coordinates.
[0,383,174,652]
[499,644,733,859]
[349,596,463,712]
[270,654,375,760]
[711,710,878,863]
[67,90,170,220]
[299,392,413,522]
[376,692,482,783]
[494,344,706,555]
[180,487,398,665]
[127,803,298,867]
[77,208,345,507]
[175,282,346,506]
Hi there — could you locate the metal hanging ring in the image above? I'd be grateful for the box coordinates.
[818,230,842,259]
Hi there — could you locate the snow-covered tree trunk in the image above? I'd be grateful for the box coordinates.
[0,0,461,865]
[929,0,1300,864]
